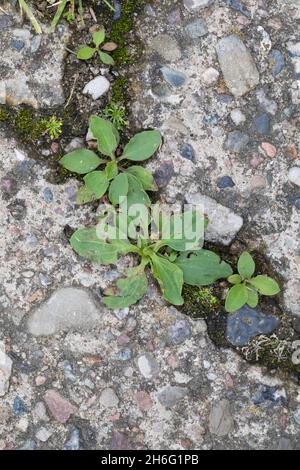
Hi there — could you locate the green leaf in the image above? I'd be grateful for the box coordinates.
[76,186,95,205]
[77,46,96,60]
[70,227,135,265]
[92,26,105,47]
[90,115,119,157]
[225,284,248,313]
[237,252,255,279]
[150,253,183,305]
[122,130,162,161]
[84,171,109,199]
[105,161,118,180]
[228,274,242,285]
[103,273,148,309]
[125,174,151,208]
[246,287,259,308]
[248,275,280,296]
[109,173,129,205]
[60,149,103,174]
[99,51,115,65]
[175,250,233,286]
[159,211,207,252]
[126,166,156,191]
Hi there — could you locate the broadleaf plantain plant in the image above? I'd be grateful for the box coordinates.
[70,211,233,309]
[225,251,280,313]
[59,116,161,207]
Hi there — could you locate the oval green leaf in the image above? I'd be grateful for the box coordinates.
[175,250,233,285]
[246,288,259,308]
[228,274,242,285]
[225,284,248,313]
[126,166,155,191]
[109,173,129,206]
[248,275,280,296]
[77,46,96,60]
[60,149,103,174]
[99,51,115,66]
[150,253,183,306]
[122,130,162,161]
[90,115,119,157]
[237,252,255,279]
[92,27,105,47]
[84,171,109,199]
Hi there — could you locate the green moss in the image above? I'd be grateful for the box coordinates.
[0,107,9,122]
[181,285,220,319]
[110,76,128,105]
[14,108,47,141]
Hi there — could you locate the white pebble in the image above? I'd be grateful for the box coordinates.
[288,167,300,187]
[83,76,110,100]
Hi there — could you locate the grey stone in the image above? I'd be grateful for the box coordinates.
[185,19,208,39]
[225,0,251,16]
[270,50,285,76]
[27,288,104,336]
[99,388,119,408]
[216,35,260,97]
[294,406,300,426]
[209,399,234,436]
[83,76,110,100]
[224,131,250,153]
[180,143,196,161]
[137,353,159,379]
[158,386,188,408]
[184,0,214,10]
[168,320,191,345]
[254,113,271,135]
[64,138,85,154]
[186,193,243,245]
[151,34,181,62]
[277,438,294,450]
[64,427,81,450]
[226,306,279,347]
[36,427,53,442]
[288,167,300,187]
[0,345,12,397]
[161,67,186,87]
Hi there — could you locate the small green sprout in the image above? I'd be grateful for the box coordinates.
[103,102,128,130]
[225,252,280,313]
[42,116,63,140]
[77,26,117,66]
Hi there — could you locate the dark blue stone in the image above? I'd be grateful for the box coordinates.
[254,113,271,135]
[11,39,25,52]
[43,187,54,203]
[226,305,279,347]
[13,396,28,415]
[270,50,285,76]
[252,385,287,407]
[154,162,175,188]
[225,0,251,17]
[217,176,235,189]
[180,143,195,162]
[113,1,122,20]
[161,67,186,87]
[167,320,191,345]
[290,195,300,209]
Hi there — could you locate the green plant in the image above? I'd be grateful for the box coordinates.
[59,116,161,205]
[18,0,42,34]
[76,25,116,65]
[225,252,280,313]
[103,102,128,130]
[70,212,233,309]
[42,115,63,140]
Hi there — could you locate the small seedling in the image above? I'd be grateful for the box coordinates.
[77,26,117,66]
[103,102,128,130]
[59,116,161,206]
[42,115,63,140]
[70,212,233,309]
[225,251,280,313]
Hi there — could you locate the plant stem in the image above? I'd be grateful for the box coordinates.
[49,0,68,33]
[18,0,42,34]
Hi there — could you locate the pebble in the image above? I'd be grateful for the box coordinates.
[260,142,277,157]
[153,161,175,188]
[291,195,300,209]
[11,39,24,52]
[225,0,251,17]
[36,427,53,443]
[226,305,279,347]
[256,89,278,116]
[115,348,132,361]
[269,49,285,76]
[32,402,49,424]
[230,108,246,125]
[27,287,104,336]
[114,308,129,320]
[185,19,208,39]
[158,386,188,408]
[161,67,186,87]
[13,397,28,415]
[209,399,234,436]
[167,320,191,345]
[44,390,76,423]
[252,385,287,407]
[151,34,181,62]
[0,347,12,397]
[137,353,159,379]
[202,67,219,85]
[83,76,110,100]
[180,143,196,162]
[43,187,54,203]
[18,440,37,450]
[184,0,214,9]
[1,176,18,195]
[64,427,81,450]
[254,113,271,135]
[294,406,300,426]
[134,391,153,411]
[277,438,294,450]
[64,137,84,153]
[250,175,268,189]
[224,131,250,153]
[216,35,260,97]
[110,430,131,450]
[16,417,29,432]
[250,152,265,168]
[99,388,119,408]
[186,193,243,246]
[288,167,300,187]
[217,176,235,189]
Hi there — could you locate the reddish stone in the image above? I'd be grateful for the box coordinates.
[260,142,277,158]
[110,430,132,450]
[134,391,153,412]
[44,389,76,423]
